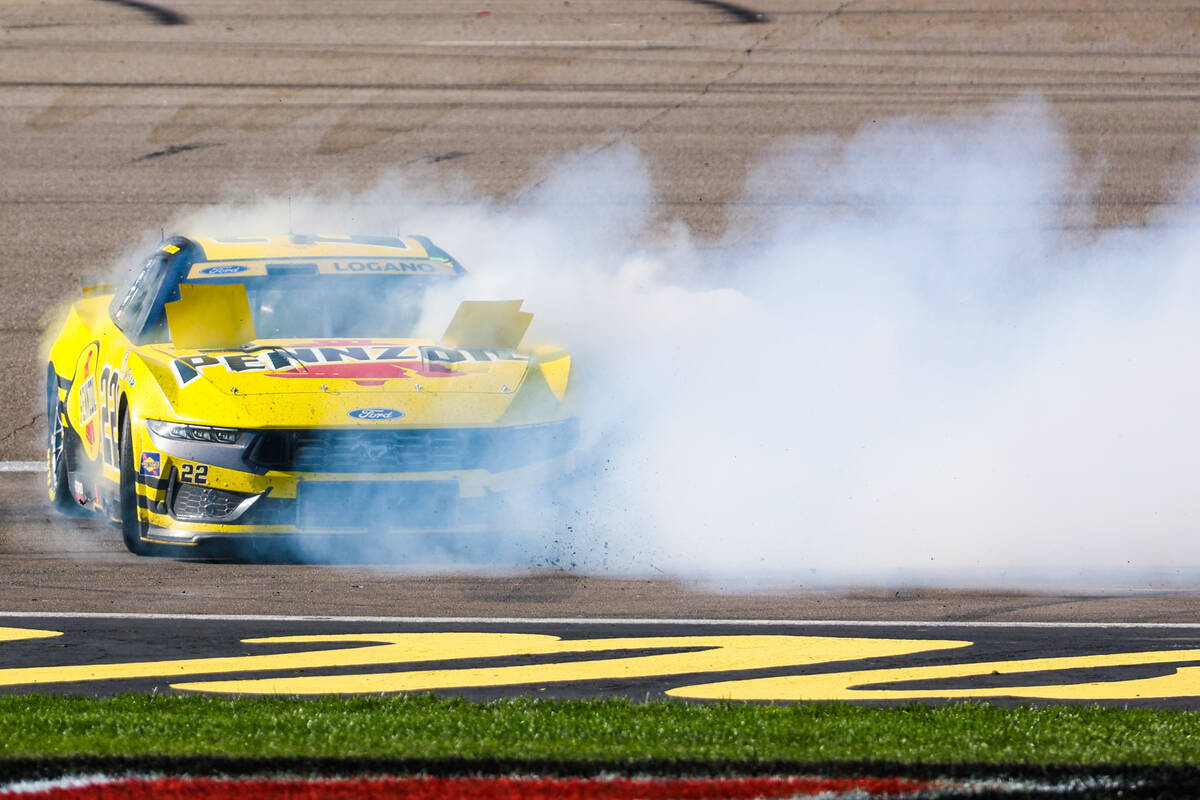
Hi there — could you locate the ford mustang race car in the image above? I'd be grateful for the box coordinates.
[44,234,577,555]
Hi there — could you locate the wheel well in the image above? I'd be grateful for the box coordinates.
[117,393,129,449]
[46,364,67,432]
[45,366,58,439]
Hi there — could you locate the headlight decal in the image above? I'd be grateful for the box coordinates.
[146,419,242,444]
[144,420,262,474]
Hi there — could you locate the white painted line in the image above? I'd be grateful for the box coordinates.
[0,461,41,473]
[1,611,1199,629]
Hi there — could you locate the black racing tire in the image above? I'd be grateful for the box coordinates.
[46,368,74,513]
[119,411,151,556]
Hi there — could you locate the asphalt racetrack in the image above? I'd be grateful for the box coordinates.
[3,1,1200,704]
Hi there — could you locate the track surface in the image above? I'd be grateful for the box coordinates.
[2,613,1200,706]
[7,471,1200,622]
[3,2,1200,627]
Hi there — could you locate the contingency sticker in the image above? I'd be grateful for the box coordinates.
[139,452,161,478]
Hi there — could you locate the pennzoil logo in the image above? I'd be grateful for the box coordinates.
[74,342,102,458]
[171,341,525,387]
[77,376,97,424]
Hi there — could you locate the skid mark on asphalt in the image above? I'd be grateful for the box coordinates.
[685,0,768,24]
[147,95,234,145]
[237,90,321,134]
[94,0,186,26]
[26,88,133,130]
[316,91,450,155]
[133,142,222,162]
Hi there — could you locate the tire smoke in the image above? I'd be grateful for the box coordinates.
[163,99,1200,589]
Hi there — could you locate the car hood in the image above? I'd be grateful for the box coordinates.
[139,338,537,427]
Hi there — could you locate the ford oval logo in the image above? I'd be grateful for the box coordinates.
[200,264,248,275]
[348,407,405,421]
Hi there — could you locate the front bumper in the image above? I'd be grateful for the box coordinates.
[134,418,579,543]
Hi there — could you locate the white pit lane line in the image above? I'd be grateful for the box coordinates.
[0,461,43,473]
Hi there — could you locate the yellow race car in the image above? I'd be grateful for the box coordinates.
[44,234,576,555]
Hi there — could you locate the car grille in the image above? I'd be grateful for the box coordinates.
[245,418,579,474]
[172,483,247,521]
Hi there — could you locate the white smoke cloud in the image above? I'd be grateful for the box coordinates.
[158,96,1200,589]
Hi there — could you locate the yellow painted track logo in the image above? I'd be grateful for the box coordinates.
[3,627,1200,700]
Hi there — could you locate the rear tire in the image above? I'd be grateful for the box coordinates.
[119,412,151,555]
[46,369,74,513]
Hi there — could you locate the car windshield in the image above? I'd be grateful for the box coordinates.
[185,275,446,339]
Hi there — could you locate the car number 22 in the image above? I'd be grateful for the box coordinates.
[180,464,209,484]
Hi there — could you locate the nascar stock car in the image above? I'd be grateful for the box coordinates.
[44,234,577,555]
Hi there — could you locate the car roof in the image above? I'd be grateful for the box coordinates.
[191,234,436,262]
[177,234,468,280]
[111,233,467,344]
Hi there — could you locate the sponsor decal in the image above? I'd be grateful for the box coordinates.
[98,364,121,468]
[330,260,437,273]
[185,256,458,279]
[77,377,97,427]
[139,452,161,478]
[171,341,523,387]
[348,408,404,421]
[73,344,101,458]
[179,463,209,484]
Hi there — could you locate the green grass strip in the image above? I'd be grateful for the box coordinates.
[1,695,1199,765]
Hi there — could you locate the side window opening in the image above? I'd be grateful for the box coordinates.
[109,254,172,343]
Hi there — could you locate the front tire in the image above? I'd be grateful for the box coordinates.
[119,412,151,555]
[46,369,74,513]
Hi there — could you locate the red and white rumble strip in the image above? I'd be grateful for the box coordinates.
[0,773,1148,799]
[0,775,931,798]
